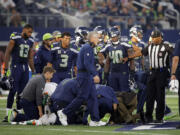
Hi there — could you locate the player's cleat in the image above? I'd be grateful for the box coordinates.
[163,112,177,121]
[57,110,68,126]
[2,116,8,122]
[88,114,107,126]
[89,120,99,126]
[8,110,15,123]
[87,114,91,124]
[89,120,107,126]
[98,120,107,126]
[100,113,111,124]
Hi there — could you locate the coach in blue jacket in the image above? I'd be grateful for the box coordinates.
[57,31,103,126]
[34,33,53,74]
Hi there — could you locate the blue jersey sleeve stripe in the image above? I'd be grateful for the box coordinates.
[70,48,79,54]
[121,42,132,48]
[51,47,60,51]
[100,44,110,53]
[11,35,21,40]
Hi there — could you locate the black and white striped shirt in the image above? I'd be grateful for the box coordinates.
[142,43,173,69]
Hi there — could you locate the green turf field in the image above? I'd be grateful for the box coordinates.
[1,95,180,135]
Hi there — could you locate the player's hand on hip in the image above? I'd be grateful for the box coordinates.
[93,75,100,83]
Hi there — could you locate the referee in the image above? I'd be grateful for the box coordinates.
[141,30,173,123]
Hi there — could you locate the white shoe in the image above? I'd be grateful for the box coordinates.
[89,120,99,126]
[89,120,107,126]
[98,120,107,126]
[57,110,68,126]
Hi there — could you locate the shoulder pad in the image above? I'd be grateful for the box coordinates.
[51,42,60,50]
[29,37,35,43]
[10,32,21,40]
[121,42,132,48]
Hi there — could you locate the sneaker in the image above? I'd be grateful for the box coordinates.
[164,112,177,121]
[2,116,8,122]
[57,110,68,126]
[8,110,15,123]
[89,120,99,126]
[98,120,107,126]
[89,120,106,126]
[100,113,111,124]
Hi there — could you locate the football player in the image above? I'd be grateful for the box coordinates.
[47,32,78,84]
[3,24,35,122]
[128,25,148,118]
[100,26,132,92]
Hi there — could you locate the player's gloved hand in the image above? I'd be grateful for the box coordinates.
[4,69,8,77]
[2,69,8,81]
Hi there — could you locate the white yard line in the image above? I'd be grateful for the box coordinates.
[166,95,178,98]
[0,126,170,135]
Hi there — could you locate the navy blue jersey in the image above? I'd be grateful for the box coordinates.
[96,84,118,104]
[77,43,97,76]
[10,32,34,65]
[51,78,79,103]
[49,42,78,72]
[100,42,131,72]
[94,42,105,71]
[34,45,51,73]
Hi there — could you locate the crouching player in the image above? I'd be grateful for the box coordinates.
[7,66,55,123]
[49,79,116,126]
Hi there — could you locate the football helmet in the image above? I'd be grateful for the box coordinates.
[93,26,106,42]
[108,26,120,45]
[0,77,13,90]
[75,27,89,44]
[129,25,143,42]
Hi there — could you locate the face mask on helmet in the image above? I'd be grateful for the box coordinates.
[129,25,143,42]
[94,26,106,43]
[111,36,120,45]
[109,28,120,45]
[75,28,88,45]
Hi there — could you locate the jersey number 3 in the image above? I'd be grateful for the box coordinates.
[19,44,29,58]
[60,54,68,67]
